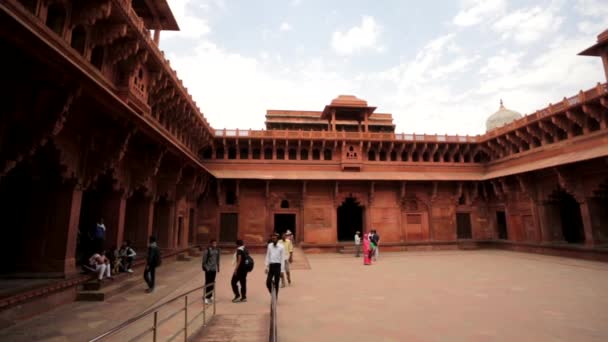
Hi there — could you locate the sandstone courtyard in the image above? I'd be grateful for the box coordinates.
[1,249,608,341]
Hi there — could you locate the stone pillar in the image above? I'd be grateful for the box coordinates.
[46,182,83,277]
[155,200,176,249]
[579,199,596,246]
[101,191,127,250]
[125,196,155,251]
[530,199,543,243]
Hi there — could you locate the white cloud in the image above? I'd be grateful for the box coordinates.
[280,22,292,32]
[478,37,602,101]
[492,6,564,44]
[160,1,605,136]
[578,20,608,35]
[331,16,382,55]
[575,0,608,17]
[166,43,356,130]
[163,0,210,39]
[480,51,525,76]
[430,55,481,79]
[291,0,303,6]
[453,0,506,27]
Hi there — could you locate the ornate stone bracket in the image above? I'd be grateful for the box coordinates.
[71,0,112,27]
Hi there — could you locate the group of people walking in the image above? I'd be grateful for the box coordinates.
[200,230,295,304]
[355,230,380,265]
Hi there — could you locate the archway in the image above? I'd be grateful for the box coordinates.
[549,188,585,244]
[337,196,364,241]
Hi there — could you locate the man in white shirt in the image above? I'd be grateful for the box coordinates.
[265,233,284,298]
[354,231,361,257]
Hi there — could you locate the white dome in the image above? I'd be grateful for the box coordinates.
[486,100,522,132]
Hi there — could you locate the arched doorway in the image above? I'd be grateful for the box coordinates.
[549,188,585,244]
[337,196,364,241]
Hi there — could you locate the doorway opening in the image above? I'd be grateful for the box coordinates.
[219,213,238,243]
[337,196,364,241]
[274,214,296,242]
[456,212,473,239]
[549,189,585,244]
[496,211,508,240]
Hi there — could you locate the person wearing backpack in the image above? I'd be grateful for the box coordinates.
[202,240,220,304]
[144,236,161,293]
[231,239,249,303]
[265,233,285,299]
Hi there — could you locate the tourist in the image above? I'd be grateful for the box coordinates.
[279,232,293,287]
[202,239,220,304]
[265,233,285,298]
[372,230,380,261]
[362,233,372,265]
[93,218,106,253]
[286,229,294,243]
[88,249,112,281]
[118,240,136,273]
[231,239,248,303]
[144,236,161,293]
[354,231,361,257]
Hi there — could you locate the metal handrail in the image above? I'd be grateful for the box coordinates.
[89,282,217,342]
[269,286,278,342]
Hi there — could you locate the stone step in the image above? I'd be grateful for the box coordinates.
[75,291,105,301]
[458,241,479,250]
[76,274,141,302]
[189,314,268,341]
[338,245,359,254]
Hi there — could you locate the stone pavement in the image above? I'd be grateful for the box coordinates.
[1,249,608,341]
[278,250,608,342]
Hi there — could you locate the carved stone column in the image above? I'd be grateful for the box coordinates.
[100,190,128,250]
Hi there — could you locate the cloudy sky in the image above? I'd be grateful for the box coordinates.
[160,0,608,135]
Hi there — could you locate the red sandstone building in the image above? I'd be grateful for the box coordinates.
[0,0,607,320]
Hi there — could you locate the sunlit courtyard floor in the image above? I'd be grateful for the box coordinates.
[1,249,608,342]
[275,250,608,342]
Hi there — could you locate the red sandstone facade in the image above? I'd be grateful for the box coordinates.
[0,0,607,319]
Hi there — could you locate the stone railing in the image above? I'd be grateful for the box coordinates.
[481,82,608,141]
[214,82,607,144]
[213,129,480,142]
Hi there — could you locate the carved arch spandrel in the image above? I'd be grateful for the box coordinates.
[334,192,368,208]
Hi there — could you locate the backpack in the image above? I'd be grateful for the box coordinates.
[242,249,254,273]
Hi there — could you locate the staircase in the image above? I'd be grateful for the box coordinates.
[77,247,202,301]
[76,272,142,301]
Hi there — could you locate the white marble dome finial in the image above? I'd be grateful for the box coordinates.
[486,99,522,132]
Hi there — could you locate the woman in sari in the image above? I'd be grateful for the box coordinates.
[363,233,372,265]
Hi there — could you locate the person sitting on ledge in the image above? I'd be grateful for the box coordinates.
[84,250,113,282]
[118,240,137,273]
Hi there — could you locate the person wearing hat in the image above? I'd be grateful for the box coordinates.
[278,231,294,287]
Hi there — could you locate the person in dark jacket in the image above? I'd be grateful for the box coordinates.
[202,239,220,304]
[144,236,161,293]
[231,239,248,303]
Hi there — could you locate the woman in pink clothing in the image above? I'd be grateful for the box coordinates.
[363,233,372,265]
